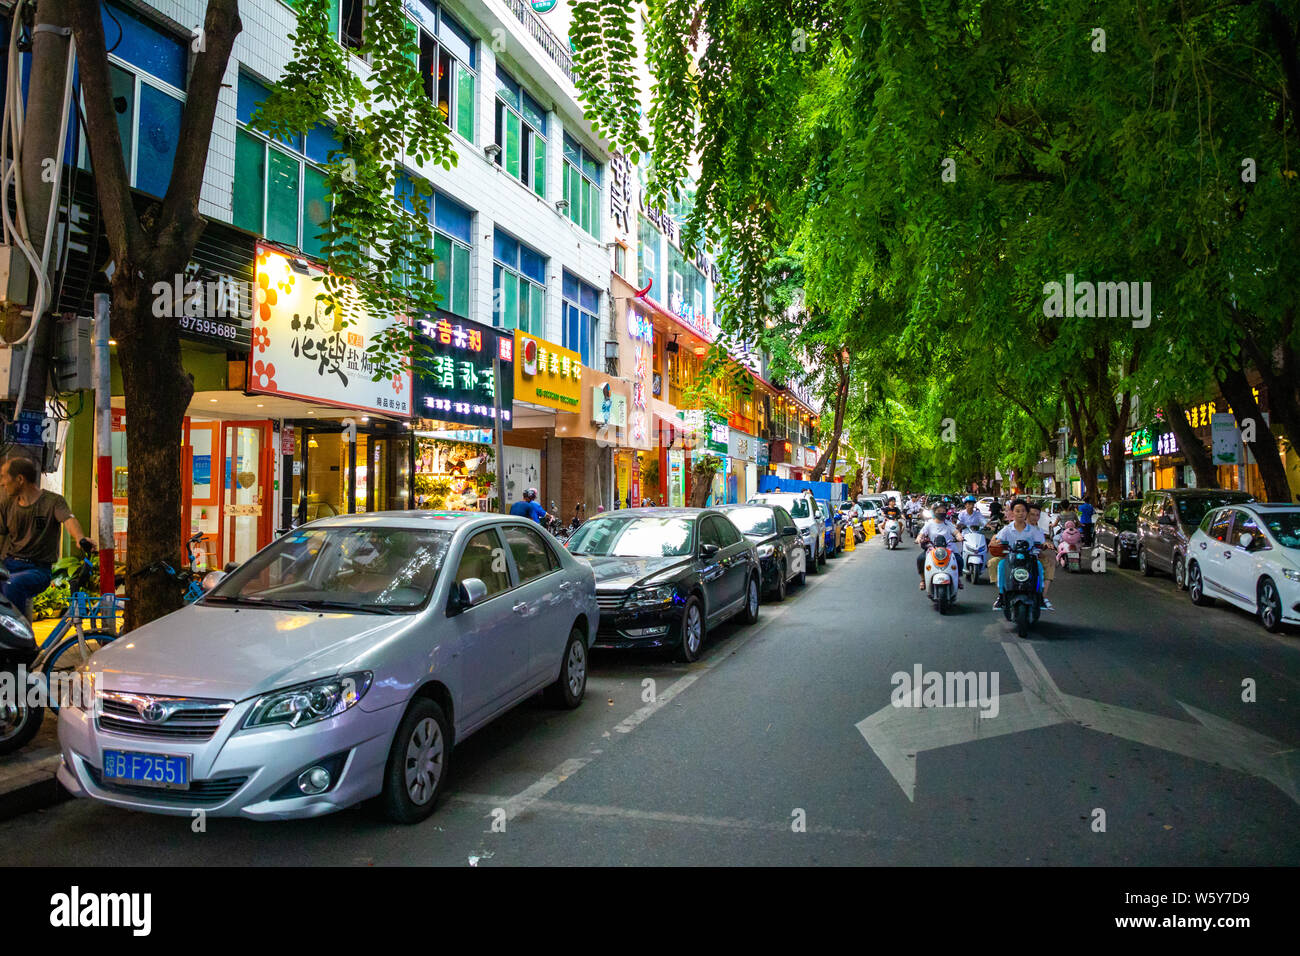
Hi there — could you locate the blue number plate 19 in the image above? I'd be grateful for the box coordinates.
[102,750,191,790]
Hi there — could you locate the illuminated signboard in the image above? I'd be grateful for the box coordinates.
[627,307,652,446]
[514,331,582,411]
[412,313,514,429]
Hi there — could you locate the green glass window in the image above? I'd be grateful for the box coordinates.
[529,282,544,335]
[505,112,521,179]
[266,148,301,246]
[433,232,453,309]
[562,134,601,238]
[451,243,469,316]
[533,136,546,199]
[233,130,265,234]
[455,63,474,141]
[503,273,519,330]
[302,164,331,258]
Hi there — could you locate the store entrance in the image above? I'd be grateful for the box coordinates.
[221,421,272,566]
[289,421,412,521]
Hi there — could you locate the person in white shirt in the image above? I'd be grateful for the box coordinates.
[916,506,964,588]
[954,496,986,530]
[991,498,1047,610]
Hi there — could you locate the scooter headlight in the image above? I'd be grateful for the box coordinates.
[0,613,34,643]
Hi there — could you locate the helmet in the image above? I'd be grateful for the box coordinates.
[965,495,977,503]
[525,488,538,501]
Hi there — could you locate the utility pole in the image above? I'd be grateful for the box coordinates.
[5,0,75,450]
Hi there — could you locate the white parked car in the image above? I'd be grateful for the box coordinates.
[57,513,599,823]
[1185,503,1300,633]
[976,497,995,517]
[749,491,824,572]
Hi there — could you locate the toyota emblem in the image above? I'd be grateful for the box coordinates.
[140,701,167,723]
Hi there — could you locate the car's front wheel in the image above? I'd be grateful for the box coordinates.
[772,559,787,602]
[381,697,451,824]
[674,596,706,662]
[1138,547,1154,576]
[1258,578,1284,633]
[1173,552,1187,590]
[544,626,588,708]
[737,574,760,625]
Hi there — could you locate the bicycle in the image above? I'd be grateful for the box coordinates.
[0,545,124,755]
[131,532,208,603]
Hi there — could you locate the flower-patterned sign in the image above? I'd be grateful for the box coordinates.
[248,245,413,417]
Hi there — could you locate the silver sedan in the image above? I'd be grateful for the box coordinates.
[57,512,598,824]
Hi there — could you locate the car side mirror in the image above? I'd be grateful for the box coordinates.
[780,526,798,537]
[1237,532,1253,550]
[448,577,488,615]
[700,542,721,558]
[1157,514,1175,526]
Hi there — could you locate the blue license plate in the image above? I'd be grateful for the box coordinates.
[102,750,190,790]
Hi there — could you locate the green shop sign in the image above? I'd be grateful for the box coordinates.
[1130,429,1154,458]
[530,0,557,12]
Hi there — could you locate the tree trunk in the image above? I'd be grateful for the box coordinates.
[1163,398,1220,490]
[113,276,195,631]
[688,460,716,507]
[810,363,850,481]
[1218,365,1293,501]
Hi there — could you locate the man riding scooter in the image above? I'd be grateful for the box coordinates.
[916,506,965,589]
[990,499,1047,610]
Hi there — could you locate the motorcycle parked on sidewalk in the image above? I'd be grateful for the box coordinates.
[0,575,39,754]
[923,535,960,614]
[884,518,902,550]
[1000,540,1043,638]
[962,525,989,584]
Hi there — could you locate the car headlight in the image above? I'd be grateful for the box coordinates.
[1282,568,1300,583]
[626,585,677,609]
[0,613,33,643]
[242,672,373,730]
[757,543,775,558]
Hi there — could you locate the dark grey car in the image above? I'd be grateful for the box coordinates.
[1137,489,1255,588]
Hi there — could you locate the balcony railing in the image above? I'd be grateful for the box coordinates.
[503,0,575,82]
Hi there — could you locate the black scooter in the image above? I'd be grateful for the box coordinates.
[0,568,40,754]
[1000,540,1043,638]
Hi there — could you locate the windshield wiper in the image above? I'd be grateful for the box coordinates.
[206,595,319,611]
[297,599,408,615]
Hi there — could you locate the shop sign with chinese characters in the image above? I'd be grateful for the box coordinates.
[514,331,582,411]
[627,307,653,446]
[249,246,412,416]
[414,314,514,429]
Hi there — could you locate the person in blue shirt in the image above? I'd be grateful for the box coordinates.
[1077,499,1095,546]
[509,488,548,523]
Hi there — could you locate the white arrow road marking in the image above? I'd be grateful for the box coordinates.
[856,641,1300,805]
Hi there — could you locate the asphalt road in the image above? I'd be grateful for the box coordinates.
[4,535,1299,866]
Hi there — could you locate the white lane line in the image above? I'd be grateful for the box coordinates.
[449,793,906,842]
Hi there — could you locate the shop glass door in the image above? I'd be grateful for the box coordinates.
[222,421,270,566]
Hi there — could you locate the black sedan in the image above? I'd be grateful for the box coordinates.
[568,508,762,662]
[1096,498,1142,568]
[715,502,807,601]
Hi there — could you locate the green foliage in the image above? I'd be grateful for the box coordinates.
[253,0,459,380]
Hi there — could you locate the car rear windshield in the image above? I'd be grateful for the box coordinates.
[1261,511,1300,548]
[756,496,809,518]
[726,507,775,536]
[207,527,452,612]
[1176,493,1253,527]
[567,516,694,557]
[1117,502,1140,529]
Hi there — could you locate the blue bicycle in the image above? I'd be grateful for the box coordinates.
[0,545,123,754]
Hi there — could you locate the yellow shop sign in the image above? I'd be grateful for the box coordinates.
[514,331,582,411]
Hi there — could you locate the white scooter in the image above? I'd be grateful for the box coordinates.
[923,535,960,614]
[885,518,901,550]
[962,526,989,584]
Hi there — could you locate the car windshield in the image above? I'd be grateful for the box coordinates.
[1261,511,1300,548]
[1117,502,1140,529]
[567,516,694,557]
[1176,493,1252,527]
[726,508,775,536]
[207,526,452,612]
[757,496,809,518]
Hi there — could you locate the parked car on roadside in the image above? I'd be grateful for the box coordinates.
[57,512,598,824]
[816,499,840,558]
[1137,488,1255,588]
[1186,503,1300,632]
[751,491,825,571]
[1095,498,1142,568]
[568,508,762,663]
[717,503,807,600]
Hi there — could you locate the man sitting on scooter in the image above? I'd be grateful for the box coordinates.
[916,506,964,589]
[990,499,1046,611]
[0,456,95,616]
[882,497,903,524]
[954,496,986,530]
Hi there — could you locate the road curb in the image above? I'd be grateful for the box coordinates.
[0,756,70,822]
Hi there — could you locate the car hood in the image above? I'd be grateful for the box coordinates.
[582,555,693,590]
[88,605,416,701]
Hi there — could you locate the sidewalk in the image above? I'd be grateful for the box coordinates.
[0,618,94,821]
[0,721,68,822]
